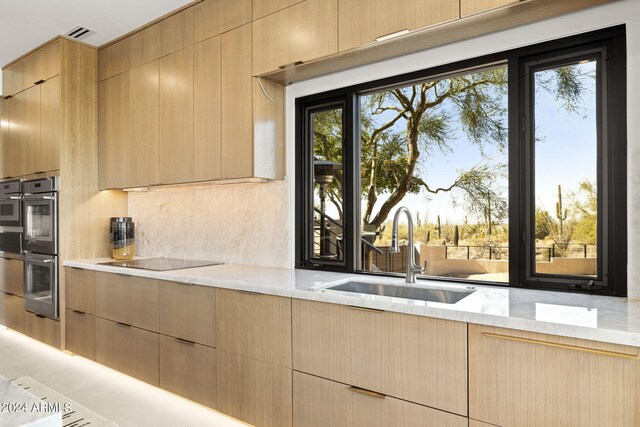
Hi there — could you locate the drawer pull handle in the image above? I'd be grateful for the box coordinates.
[176,337,195,345]
[278,60,304,69]
[482,332,639,360]
[375,28,410,42]
[3,95,12,100]
[70,266,83,270]
[235,290,261,296]
[116,322,131,328]
[348,386,386,399]
[115,273,131,277]
[35,314,46,319]
[347,305,384,313]
[71,310,85,315]
[34,79,46,85]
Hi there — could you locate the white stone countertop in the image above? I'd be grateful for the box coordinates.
[0,376,62,427]
[65,258,640,348]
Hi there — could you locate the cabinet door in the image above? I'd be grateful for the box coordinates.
[0,292,26,333]
[159,335,216,408]
[24,41,60,86]
[4,96,24,178]
[96,317,159,385]
[0,99,7,178]
[130,23,162,68]
[129,60,160,187]
[216,289,291,367]
[158,281,215,347]
[338,0,459,51]
[253,0,303,20]
[38,75,60,173]
[193,36,222,181]
[26,313,61,348]
[159,47,194,184]
[461,0,518,17]
[294,371,468,427]
[194,0,251,43]
[293,300,468,415]
[12,86,37,176]
[216,350,292,427]
[252,0,338,76]
[0,257,23,296]
[99,38,130,81]
[2,61,25,97]
[98,72,130,189]
[65,267,96,314]
[469,324,640,427]
[65,309,96,360]
[221,25,252,179]
[161,7,194,56]
[95,272,159,331]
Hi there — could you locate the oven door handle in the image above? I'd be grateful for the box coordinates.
[8,196,22,200]
[39,196,55,200]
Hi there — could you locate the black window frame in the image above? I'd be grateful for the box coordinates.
[295,26,627,296]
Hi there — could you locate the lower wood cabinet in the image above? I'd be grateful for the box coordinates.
[25,312,61,348]
[159,334,216,408]
[469,324,640,427]
[95,272,158,331]
[65,309,96,360]
[0,257,23,296]
[293,371,468,427]
[96,317,159,385]
[0,292,26,334]
[216,350,292,427]
[65,267,96,314]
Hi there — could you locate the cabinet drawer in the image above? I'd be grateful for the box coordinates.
[65,267,96,314]
[65,309,96,360]
[294,371,468,427]
[159,281,215,347]
[159,335,216,408]
[95,272,158,331]
[469,324,640,427]
[26,312,60,348]
[96,317,159,385]
[0,257,23,296]
[216,350,292,427]
[216,289,291,367]
[292,300,468,415]
[0,292,26,334]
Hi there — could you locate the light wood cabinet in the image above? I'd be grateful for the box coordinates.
[24,41,60,87]
[159,335,217,408]
[13,86,37,176]
[98,38,130,81]
[98,71,130,189]
[292,300,468,415]
[253,0,303,20]
[96,317,159,385]
[64,267,96,314]
[293,371,469,427]
[161,7,194,56]
[469,324,640,427]
[252,0,338,76]
[0,257,23,296]
[339,0,459,52]
[130,23,162,68]
[2,61,24,97]
[158,281,216,347]
[1,97,23,178]
[0,99,8,178]
[129,60,160,187]
[159,47,194,184]
[0,292,26,334]
[216,289,291,367]
[95,272,159,331]
[65,309,96,360]
[461,0,518,17]
[469,421,495,427]
[26,313,61,348]
[194,0,251,43]
[37,75,60,173]
[216,350,292,427]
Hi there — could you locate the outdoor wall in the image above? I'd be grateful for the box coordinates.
[286,0,640,297]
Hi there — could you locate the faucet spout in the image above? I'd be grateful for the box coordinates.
[389,207,424,283]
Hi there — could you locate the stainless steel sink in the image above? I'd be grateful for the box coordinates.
[324,281,475,304]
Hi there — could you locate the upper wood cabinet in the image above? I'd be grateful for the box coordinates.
[2,61,24,97]
[130,23,162,68]
[252,0,338,76]
[18,85,41,175]
[0,98,19,179]
[161,7,194,56]
[98,38,130,81]
[194,0,251,43]
[339,0,459,52]
[36,75,61,173]
[253,0,303,20]
[24,41,60,86]
[461,0,519,17]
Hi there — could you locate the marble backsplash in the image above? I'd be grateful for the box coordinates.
[127,181,292,269]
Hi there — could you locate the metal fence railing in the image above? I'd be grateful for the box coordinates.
[446,244,597,262]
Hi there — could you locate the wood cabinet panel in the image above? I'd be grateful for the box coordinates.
[26,313,61,348]
[469,421,496,427]
[38,75,60,172]
[469,324,640,427]
[221,25,252,178]
[0,292,26,334]
[159,47,194,184]
[129,60,160,187]
[24,41,60,86]
[338,0,459,51]
[2,97,23,178]
[130,23,162,68]
[2,61,24,97]
[65,309,96,360]
[158,281,215,347]
[253,0,303,20]
[216,350,292,427]
[252,0,338,76]
[0,99,7,178]
[0,257,23,296]
[64,267,96,314]
[292,300,468,415]
[15,85,39,175]
[95,272,159,331]
[159,335,216,408]
[461,0,518,17]
[193,36,222,181]
[161,7,194,56]
[216,289,291,367]
[98,38,130,81]
[293,371,468,427]
[96,317,159,385]
[194,0,251,43]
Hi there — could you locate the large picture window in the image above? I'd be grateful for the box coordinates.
[295,27,627,296]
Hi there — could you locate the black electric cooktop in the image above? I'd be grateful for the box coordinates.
[99,258,223,271]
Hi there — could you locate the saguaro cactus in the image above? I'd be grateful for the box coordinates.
[556,184,568,233]
[436,215,441,240]
[453,225,459,246]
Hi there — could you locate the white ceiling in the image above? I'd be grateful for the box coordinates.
[0,0,194,94]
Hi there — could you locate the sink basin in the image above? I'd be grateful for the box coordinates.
[324,281,475,304]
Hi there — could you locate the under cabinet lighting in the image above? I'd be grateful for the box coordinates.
[375,29,410,42]
[122,187,149,192]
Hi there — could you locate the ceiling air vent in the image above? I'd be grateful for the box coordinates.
[62,25,96,41]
